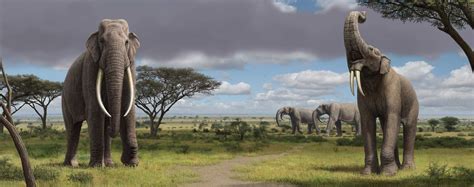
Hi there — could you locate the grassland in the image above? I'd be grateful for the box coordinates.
[0,116,472,186]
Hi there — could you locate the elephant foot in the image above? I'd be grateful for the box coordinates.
[89,160,104,167]
[360,165,379,175]
[104,159,115,167]
[121,155,139,167]
[401,162,416,170]
[63,159,79,167]
[381,163,398,176]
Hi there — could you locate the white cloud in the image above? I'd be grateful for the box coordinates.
[263,83,273,90]
[442,65,474,88]
[272,0,297,13]
[273,70,348,89]
[214,81,251,95]
[139,50,316,70]
[393,61,435,82]
[315,0,357,12]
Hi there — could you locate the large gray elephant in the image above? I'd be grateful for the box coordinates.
[62,19,140,167]
[344,11,419,176]
[312,103,361,136]
[276,107,320,134]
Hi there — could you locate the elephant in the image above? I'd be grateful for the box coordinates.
[276,107,320,134]
[312,103,361,136]
[62,19,140,167]
[344,11,419,175]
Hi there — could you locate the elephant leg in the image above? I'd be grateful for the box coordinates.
[380,114,400,176]
[335,121,342,137]
[104,118,114,167]
[401,113,417,169]
[64,113,82,167]
[380,120,401,169]
[360,113,379,175]
[87,111,105,167]
[120,108,139,166]
[307,123,313,134]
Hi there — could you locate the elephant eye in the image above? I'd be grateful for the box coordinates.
[125,40,129,45]
[99,38,105,44]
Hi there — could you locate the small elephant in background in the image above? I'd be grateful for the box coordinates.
[312,103,361,136]
[276,107,320,134]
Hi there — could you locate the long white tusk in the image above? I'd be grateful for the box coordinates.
[123,67,134,117]
[96,69,111,117]
[355,70,366,96]
[349,71,354,96]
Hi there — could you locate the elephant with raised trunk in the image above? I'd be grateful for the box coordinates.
[344,11,419,176]
[276,107,320,134]
[62,19,140,167]
[312,103,361,136]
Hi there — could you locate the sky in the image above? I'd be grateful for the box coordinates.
[0,0,473,118]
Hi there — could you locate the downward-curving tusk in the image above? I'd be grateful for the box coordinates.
[123,67,134,117]
[355,70,366,96]
[96,69,111,117]
[349,71,354,96]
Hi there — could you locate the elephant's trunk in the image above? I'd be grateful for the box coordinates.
[344,11,370,64]
[312,110,322,127]
[275,108,283,127]
[103,45,126,138]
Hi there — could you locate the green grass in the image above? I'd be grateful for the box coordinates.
[0,118,473,186]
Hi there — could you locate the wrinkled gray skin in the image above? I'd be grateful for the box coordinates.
[344,11,419,176]
[62,19,140,167]
[276,107,320,134]
[312,103,361,137]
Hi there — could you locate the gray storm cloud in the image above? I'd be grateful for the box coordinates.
[0,0,472,69]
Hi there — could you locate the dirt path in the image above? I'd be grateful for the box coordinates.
[181,148,300,187]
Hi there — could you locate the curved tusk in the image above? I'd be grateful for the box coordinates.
[355,70,366,96]
[349,71,354,96]
[96,69,111,117]
[123,67,134,117]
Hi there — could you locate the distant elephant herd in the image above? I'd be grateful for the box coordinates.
[276,103,361,136]
[61,11,418,176]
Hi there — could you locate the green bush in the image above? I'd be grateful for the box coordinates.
[423,133,432,136]
[0,157,23,180]
[223,141,243,152]
[468,133,474,137]
[175,145,190,154]
[427,162,450,181]
[415,136,474,149]
[336,136,365,146]
[67,172,93,183]
[457,133,466,137]
[33,166,59,181]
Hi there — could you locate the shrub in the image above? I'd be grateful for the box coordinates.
[33,166,59,181]
[0,157,22,180]
[452,166,474,182]
[468,133,474,137]
[415,136,474,149]
[336,136,365,146]
[427,162,450,181]
[223,141,243,152]
[423,133,432,136]
[418,127,424,132]
[175,145,190,154]
[67,172,93,183]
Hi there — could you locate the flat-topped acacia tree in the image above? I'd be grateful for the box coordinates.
[359,0,474,71]
[135,66,221,136]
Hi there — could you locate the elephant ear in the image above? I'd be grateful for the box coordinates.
[128,32,140,63]
[379,56,391,74]
[86,32,101,62]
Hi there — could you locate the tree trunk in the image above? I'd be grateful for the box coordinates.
[149,115,157,137]
[0,116,36,187]
[439,21,474,71]
[41,108,47,130]
[155,113,165,136]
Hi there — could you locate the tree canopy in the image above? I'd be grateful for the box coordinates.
[440,116,460,132]
[359,0,474,71]
[135,66,221,136]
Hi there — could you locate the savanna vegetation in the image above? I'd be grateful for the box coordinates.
[0,116,472,186]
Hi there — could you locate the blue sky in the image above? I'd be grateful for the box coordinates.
[1,0,473,118]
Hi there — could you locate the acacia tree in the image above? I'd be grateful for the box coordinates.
[359,0,474,71]
[135,66,221,136]
[428,118,440,132]
[440,116,460,132]
[24,77,62,129]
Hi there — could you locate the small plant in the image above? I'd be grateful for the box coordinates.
[67,172,93,183]
[423,133,432,136]
[427,162,450,181]
[468,132,474,137]
[0,157,23,180]
[175,145,190,154]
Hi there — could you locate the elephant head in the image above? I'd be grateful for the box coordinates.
[87,19,140,137]
[312,104,329,127]
[344,11,391,96]
[275,106,292,126]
